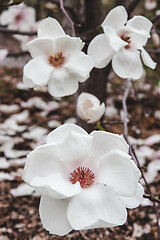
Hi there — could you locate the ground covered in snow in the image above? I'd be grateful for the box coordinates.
[0,66,160,239]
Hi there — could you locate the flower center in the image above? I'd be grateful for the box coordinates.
[121,35,131,49]
[48,52,65,68]
[70,167,95,188]
[15,14,23,22]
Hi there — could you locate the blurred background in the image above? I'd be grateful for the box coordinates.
[0,0,160,239]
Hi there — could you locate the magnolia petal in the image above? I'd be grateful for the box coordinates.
[127,16,152,36]
[104,26,128,52]
[47,123,88,144]
[38,17,65,38]
[39,196,73,236]
[88,103,105,124]
[98,149,140,196]
[23,143,61,185]
[23,75,35,88]
[141,47,156,69]
[65,52,93,82]
[87,33,114,68]
[67,184,127,230]
[26,37,54,58]
[102,6,127,32]
[120,183,144,209]
[90,131,128,161]
[112,48,143,80]
[54,130,92,164]
[54,35,84,55]
[48,68,79,97]
[23,57,53,86]
[30,173,81,199]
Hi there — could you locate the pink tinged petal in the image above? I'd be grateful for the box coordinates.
[23,75,35,88]
[98,150,141,196]
[120,183,144,209]
[38,17,65,38]
[127,16,152,37]
[23,57,53,86]
[48,68,79,97]
[87,33,114,68]
[103,26,128,52]
[39,196,73,236]
[67,184,127,230]
[30,173,81,199]
[141,47,156,69]
[90,131,129,161]
[26,37,54,58]
[47,123,88,144]
[65,52,93,83]
[112,48,143,79]
[101,6,128,32]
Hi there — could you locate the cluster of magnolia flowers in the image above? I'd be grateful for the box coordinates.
[8,5,156,236]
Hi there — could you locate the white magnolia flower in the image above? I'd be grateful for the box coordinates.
[23,124,144,236]
[0,49,8,63]
[144,0,157,10]
[88,6,156,80]
[23,17,93,97]
[0,3,36,31]
[77,92,105,123]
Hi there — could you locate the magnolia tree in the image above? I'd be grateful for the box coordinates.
[0,0,160,238]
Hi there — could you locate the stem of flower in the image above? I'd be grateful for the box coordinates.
[122,78,131,137]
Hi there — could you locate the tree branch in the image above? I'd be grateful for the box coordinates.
[0,26,37,36]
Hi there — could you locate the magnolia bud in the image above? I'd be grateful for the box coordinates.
[77,92,105,124]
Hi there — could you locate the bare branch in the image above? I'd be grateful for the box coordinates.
[0,26,37,36]
[59,0,76,36]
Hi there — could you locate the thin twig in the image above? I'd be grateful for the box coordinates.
[122,78,160,239]
[102,120,123,125]
[59,0,76,36]
[122,78,131,137]
[0,27,37,36]
[144,194,160,204]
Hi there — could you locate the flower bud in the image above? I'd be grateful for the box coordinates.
[77,92,105,124]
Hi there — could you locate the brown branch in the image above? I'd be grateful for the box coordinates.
[152,14,160,24]
[0,27,37,36]
[7,51,29,57]
[144,194,160,204]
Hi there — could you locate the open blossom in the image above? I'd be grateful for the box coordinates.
[77,92,105,123]
[0,3,36,31]
[88,6,156,80]
[23,123,144,236]
[23,17,93,97]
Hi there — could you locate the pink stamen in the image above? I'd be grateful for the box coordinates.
[70,167,95,188]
